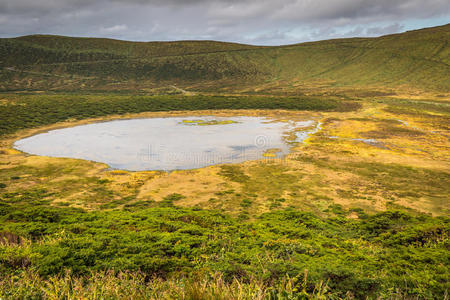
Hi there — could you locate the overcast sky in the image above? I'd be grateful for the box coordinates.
[0,0,449,45]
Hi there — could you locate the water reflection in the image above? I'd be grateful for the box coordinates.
[15,116,315,171]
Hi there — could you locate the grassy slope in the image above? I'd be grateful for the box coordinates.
[0,25,449,299]
[0,24,449,92]
[272,25,450,91]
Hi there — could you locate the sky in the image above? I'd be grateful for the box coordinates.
[0,0,449,45]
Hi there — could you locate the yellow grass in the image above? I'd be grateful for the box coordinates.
[1,101,448,215]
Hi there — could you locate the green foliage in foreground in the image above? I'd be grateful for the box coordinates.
[0,94,347,136]
[0,271,333,300]
[0,196,448,299]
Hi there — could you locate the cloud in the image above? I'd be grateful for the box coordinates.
[0,0,93,15]
[366,23,404,35]
[100,24,128,34]
[0,0,448,44]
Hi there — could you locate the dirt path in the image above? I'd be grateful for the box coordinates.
[170,85,195,95]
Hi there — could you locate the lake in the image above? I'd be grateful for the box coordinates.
[14,116,316,171]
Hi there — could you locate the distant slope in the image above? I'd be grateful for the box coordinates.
[0,24,449,93]
[272,24,450,91]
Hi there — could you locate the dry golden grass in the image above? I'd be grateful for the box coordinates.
[1,98,448,216]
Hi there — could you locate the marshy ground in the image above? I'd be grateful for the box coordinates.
[1,94,448,217]
[0,92,449,298]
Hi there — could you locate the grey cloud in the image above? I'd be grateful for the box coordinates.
[0,0,448,44]
[0,0,94,14]
[366,23,404,35]
[269,0,450,22]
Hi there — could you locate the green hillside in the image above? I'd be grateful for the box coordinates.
[0,24,449,93]
[0,24,449,299]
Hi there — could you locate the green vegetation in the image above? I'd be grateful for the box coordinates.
[0,24,449,299]
[0,193,448,298]
[1,24,449,93]
[218,165,251,183]
[180,119,238,126]
[381,98,450,130]
[0,271,334,299]
[0,90,447,297]
[0,94,344,136]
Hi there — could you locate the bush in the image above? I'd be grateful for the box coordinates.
[0,202,447,298]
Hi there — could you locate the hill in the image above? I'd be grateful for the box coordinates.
[0,25,449,300]
[0,24,449,93]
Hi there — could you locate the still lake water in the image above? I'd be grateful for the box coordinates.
[14,116,316,171]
